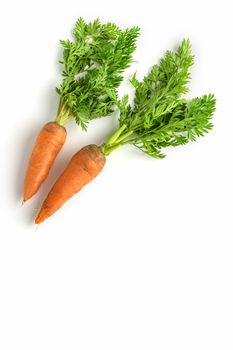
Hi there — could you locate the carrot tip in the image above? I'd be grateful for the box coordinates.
[21,199,25,207]
[35,215,42,225]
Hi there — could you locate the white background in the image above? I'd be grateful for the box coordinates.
[0,0,232,349]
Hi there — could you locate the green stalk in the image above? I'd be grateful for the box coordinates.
[100,125,134,155]
[104,125,127,147]
[102,143,123,155]
[55,99,72,126]
[113,130,134,144]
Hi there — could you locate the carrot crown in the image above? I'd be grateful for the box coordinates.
[55,18,140,129]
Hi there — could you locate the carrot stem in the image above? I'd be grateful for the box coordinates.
[104,125,127,146]
[55,99,71,126]
[100,125,134,155]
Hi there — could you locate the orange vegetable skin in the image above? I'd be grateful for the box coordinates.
[23,122,67,201]
[35,145,106,223]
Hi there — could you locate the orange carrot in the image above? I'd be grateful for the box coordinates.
[35,145,106,223]
[24,122,67,202]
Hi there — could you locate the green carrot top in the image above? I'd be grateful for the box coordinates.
[101,39,216,158]
[55,18,140,129]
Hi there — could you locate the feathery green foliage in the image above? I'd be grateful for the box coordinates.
[101,39,216,157]
[55,18,140,129]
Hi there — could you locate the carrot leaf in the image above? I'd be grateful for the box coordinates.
[56,18,140,129]
[101,40,216,158]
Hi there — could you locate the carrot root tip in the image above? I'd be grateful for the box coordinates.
[35,224,40,231]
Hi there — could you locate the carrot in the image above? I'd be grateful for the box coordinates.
[35,145,106,223]
[23,122,66,202]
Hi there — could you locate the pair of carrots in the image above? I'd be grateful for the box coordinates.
[24,123,105,224]
[23,20,216,224]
